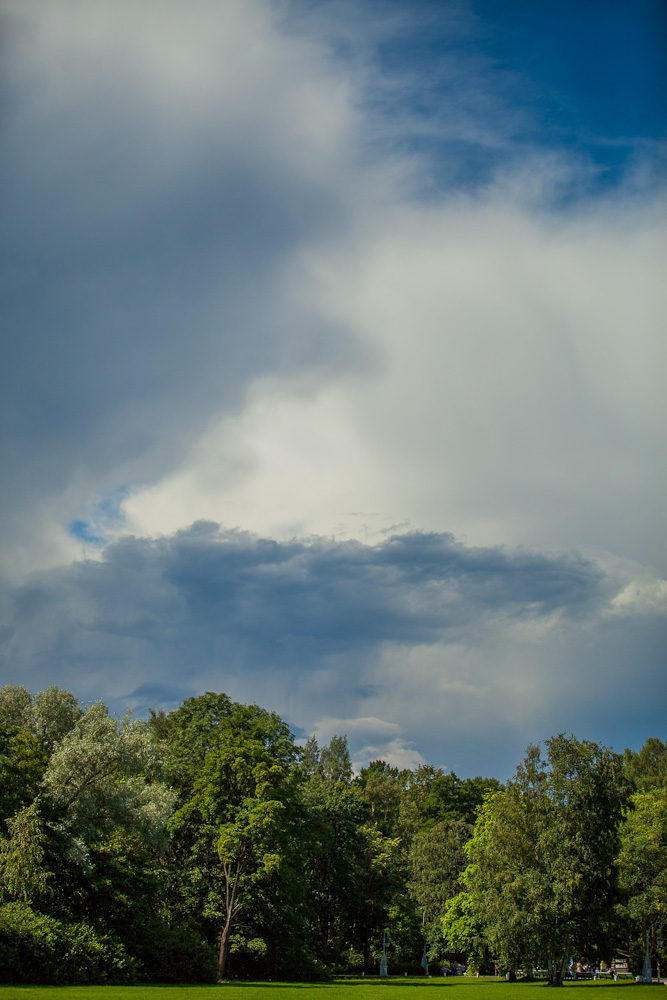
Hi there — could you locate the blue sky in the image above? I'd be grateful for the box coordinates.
[1,0,665,778]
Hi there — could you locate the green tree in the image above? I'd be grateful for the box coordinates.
[624,739,667,792]
[165,692,233,796]
[441,887,493,971]
[40,703,174,863]
[0,685,82,757]
[298,772,369,969]
[0,803,50,904]
[409,817,472,952]
[299,735,320,777]
[399,765,501,835]
[358,761,409,837]
[32,687,83,756]
[0,900,139,984]
[360,823,405,971]
[298,753,416,974]
[319,734,352,783]
[617,789,667,975]
[457,735,627,984]
[168,700,299,977]
[0,686,33,730]
[0,721,47,831]
[0,698,184,981]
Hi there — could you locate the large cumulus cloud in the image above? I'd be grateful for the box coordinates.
[1,2,665,777]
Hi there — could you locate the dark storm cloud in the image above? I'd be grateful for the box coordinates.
[3,522,663,776]
[0,522,613,689]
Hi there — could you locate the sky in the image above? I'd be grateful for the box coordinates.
[1,0,665,779]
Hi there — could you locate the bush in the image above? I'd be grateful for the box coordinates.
[271,940,332,981]
[128,918,218,983]
[0,902,138,984]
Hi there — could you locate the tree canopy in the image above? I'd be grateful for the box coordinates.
[0,683,662,984]
[445,735,628,984]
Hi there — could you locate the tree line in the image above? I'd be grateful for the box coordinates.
[0,684,664,984]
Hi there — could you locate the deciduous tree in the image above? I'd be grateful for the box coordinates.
[456,736,628,984]
[168,700,299,977]
[618,788,667,974]
[409,817,472,950]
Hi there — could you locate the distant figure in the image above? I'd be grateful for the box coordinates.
[442,965,449,977]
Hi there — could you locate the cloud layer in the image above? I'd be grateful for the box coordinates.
[2,523,664,775]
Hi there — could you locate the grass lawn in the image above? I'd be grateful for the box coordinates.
[0,978,640,1000]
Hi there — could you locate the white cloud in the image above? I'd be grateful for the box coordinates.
[609,578,667,617]
[124,187,666,574]
[4,0,664,581]
[307,715,426,772]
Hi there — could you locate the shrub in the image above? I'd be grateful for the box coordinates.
[128,918,218,983]
[0,902,138,984]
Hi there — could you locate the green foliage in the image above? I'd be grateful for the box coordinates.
[168,698,300,977]
[129,918,218,983]
[0,685,179,985]
[297,776,369,969]
[624,738,667,792]
[81,828,169,944]
[0,802,50,903]
[0,902,138,984]
[40,702,176,862]
[2,683,661,985]
[458,736,628,983]
[300,735,320,776]
[147,706,172,743]
[32,687,83,755]
[166,691,233,795]
[0,722,47,831]
[617,788,667,970]
[319,734,353,783]
[442,890,477,955]
[0,685,33,730]
[399,766,502,835]
[0,685,82,757]
[358,760,410,837]
[409,817,472,949]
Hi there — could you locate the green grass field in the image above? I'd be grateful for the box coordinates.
[0,978,640,1000]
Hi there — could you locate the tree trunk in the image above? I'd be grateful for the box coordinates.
[547,959,566,986]
[218,921,232,979]
[218,860,242,979]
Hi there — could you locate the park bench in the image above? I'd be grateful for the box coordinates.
[611,959,633,981]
